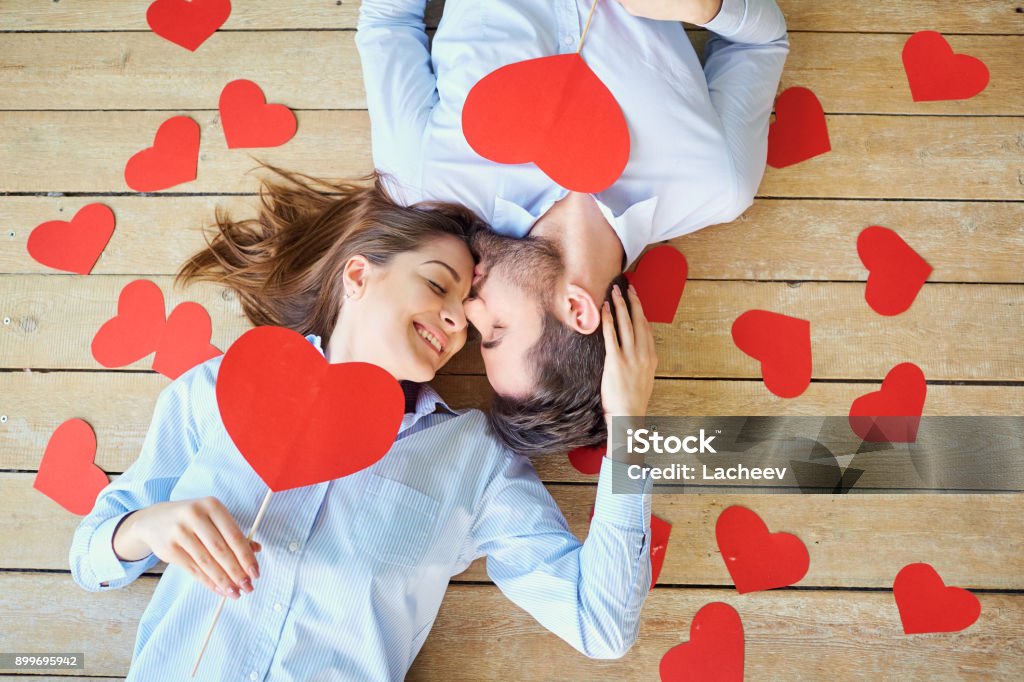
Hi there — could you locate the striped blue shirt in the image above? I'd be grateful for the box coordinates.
[70,335,653,681]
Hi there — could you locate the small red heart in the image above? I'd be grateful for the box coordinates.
[731,310,812,398]
[650,514,672,589]
[894,563,981,634]
[34,419,109,516]
[92,280,166,368]
[26,204,115,275]
[152,302,222,380]
[146,0,232,52]
[858,226,932,316]
[716,505,809,594]
[124,116,200,192]
[659,602,744,682]
[462,53,629,193]
[849,363,927,443]
[625,246,688,323]
[767,87,831,169]
[902,31,990,102]
[567,444,604,475]
[219,79,298,149]
[216,326,405,492]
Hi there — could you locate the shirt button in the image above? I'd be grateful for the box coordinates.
[273,602,283,613]
[288,541,299,553]
[562,35,575,47]
[250,672,259,681]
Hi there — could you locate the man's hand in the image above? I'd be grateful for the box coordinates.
[600,284,658,424]
[615,0,723,24]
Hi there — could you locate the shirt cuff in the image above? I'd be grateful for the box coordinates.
[89,512,154,585]
[701,0,746,35]
[591,456,653,531]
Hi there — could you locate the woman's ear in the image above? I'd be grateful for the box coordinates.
[562,283,602,335]
[341,255,372,301]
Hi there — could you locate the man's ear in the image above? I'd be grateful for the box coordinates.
[562,283,602,335]
[341,255,372,301]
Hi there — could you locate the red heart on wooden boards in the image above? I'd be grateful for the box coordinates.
[124,116,201,192]
[216,326,405,492]
[34,419,109,516]
[462,53,630,193]
[152,303,222,380]
[625,245,688,324]
[568,444,605,475]
[858,226,933,316]
[731,310,812,398]
[849,363,927,443]
[902,31,990,102]
[219,79,297,149]
[659,602,744,682]
[649,514,673,589]
[26,204,115,275]
[715,505,809,594]
[767,86,831,169]
[146,0,232,52]
[894,563,981,634]
[91,280,167,368]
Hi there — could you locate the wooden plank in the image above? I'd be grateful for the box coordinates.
[0,573,1020,679]
[1,112,1021,200]
[2,32,1021,115]
[4,198,1022,283]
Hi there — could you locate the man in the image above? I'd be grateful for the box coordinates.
[357,0,788,453]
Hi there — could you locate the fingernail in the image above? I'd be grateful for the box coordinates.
[628,283,637,293]
[226,586,239,599]
[214,586,225,597]
[251,564,260,580]
[240,578,253,594]
[613,285,621,296]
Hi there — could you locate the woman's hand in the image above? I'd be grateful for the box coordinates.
[600,284,658,424]
[113,497,261,600]
[615,0,723,24]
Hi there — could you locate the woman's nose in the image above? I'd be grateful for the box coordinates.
[442,302,468,332]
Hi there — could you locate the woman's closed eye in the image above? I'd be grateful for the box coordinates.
[427,279,447,295]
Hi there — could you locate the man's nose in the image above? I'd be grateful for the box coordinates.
[463,296,484,329]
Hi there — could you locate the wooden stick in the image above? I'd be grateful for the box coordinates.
[190,487,274,678]
[577,0,601,54]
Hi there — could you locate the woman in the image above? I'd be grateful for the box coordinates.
[69,168,657,680]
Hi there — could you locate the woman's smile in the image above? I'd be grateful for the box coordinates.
[414,321,447,356]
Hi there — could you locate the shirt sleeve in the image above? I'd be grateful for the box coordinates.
[467,452,654,659]
[355,0,438,187]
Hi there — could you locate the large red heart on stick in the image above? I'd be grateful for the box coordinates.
[152,303,222,380]
[894,563,981,634]
[659,602,744,682]
[767,87,830,169]
[219,79,297,149]
[27,204,115,275]
[124,116,201,192]
[731,310,812,398]
[146,0,232,52]
[91,280,167,368]
[849,363,927,443]
[902,31,990,102]
[626,245,688,323]
[858,226,932,316]
[216,326,405,492]
[462,53,629,193]
[34,419,109,516]
[716,505,809,593]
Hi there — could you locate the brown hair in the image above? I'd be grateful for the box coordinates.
[177,165,486,342]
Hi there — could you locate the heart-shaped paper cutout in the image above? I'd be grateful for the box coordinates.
[650,514,672,589]
[27,204,115,275]
[858,226,932,316]
[152,303,222,380]
[659,602,744,682]
[767,87,831,169]
[716,505,809,593]
[849,363,927,443]
[894,563,981,634]
[625,245,688,324]
[33,419,109,516]
[902,31,990,102]
[219,79,297,149]
[216,326,405,492]
[462,53,629,193]
[124,116,201,192]
[146,0,232,52]
[567,444,604,475]
[91,280,166,368]
[731,310,812,398]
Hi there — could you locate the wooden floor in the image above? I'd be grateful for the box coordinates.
[1,1,1022,679]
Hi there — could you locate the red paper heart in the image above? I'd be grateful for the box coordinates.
[27,204,115,275]
[462,53,629,193]
[731,310,812,398]
[152,303,222,380]
[858,226,932,316]
[767,87,831,169]
[124,116,200,192]
[92,280,166,368]
[625,246,688,324]
[894,563,981,634]
[567,444,604,475]
[216,326,405,492]
[219,79,297,149]
[34,419,109,516]
[849,363,927,443]
[902,31,990,102]
[716,505,809,594]
[146,0,232,52]
[659,602,744,682]
[650,514,672,589]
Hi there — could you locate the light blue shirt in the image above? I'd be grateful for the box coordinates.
[70,335,654,680]
[356,0,788,266]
